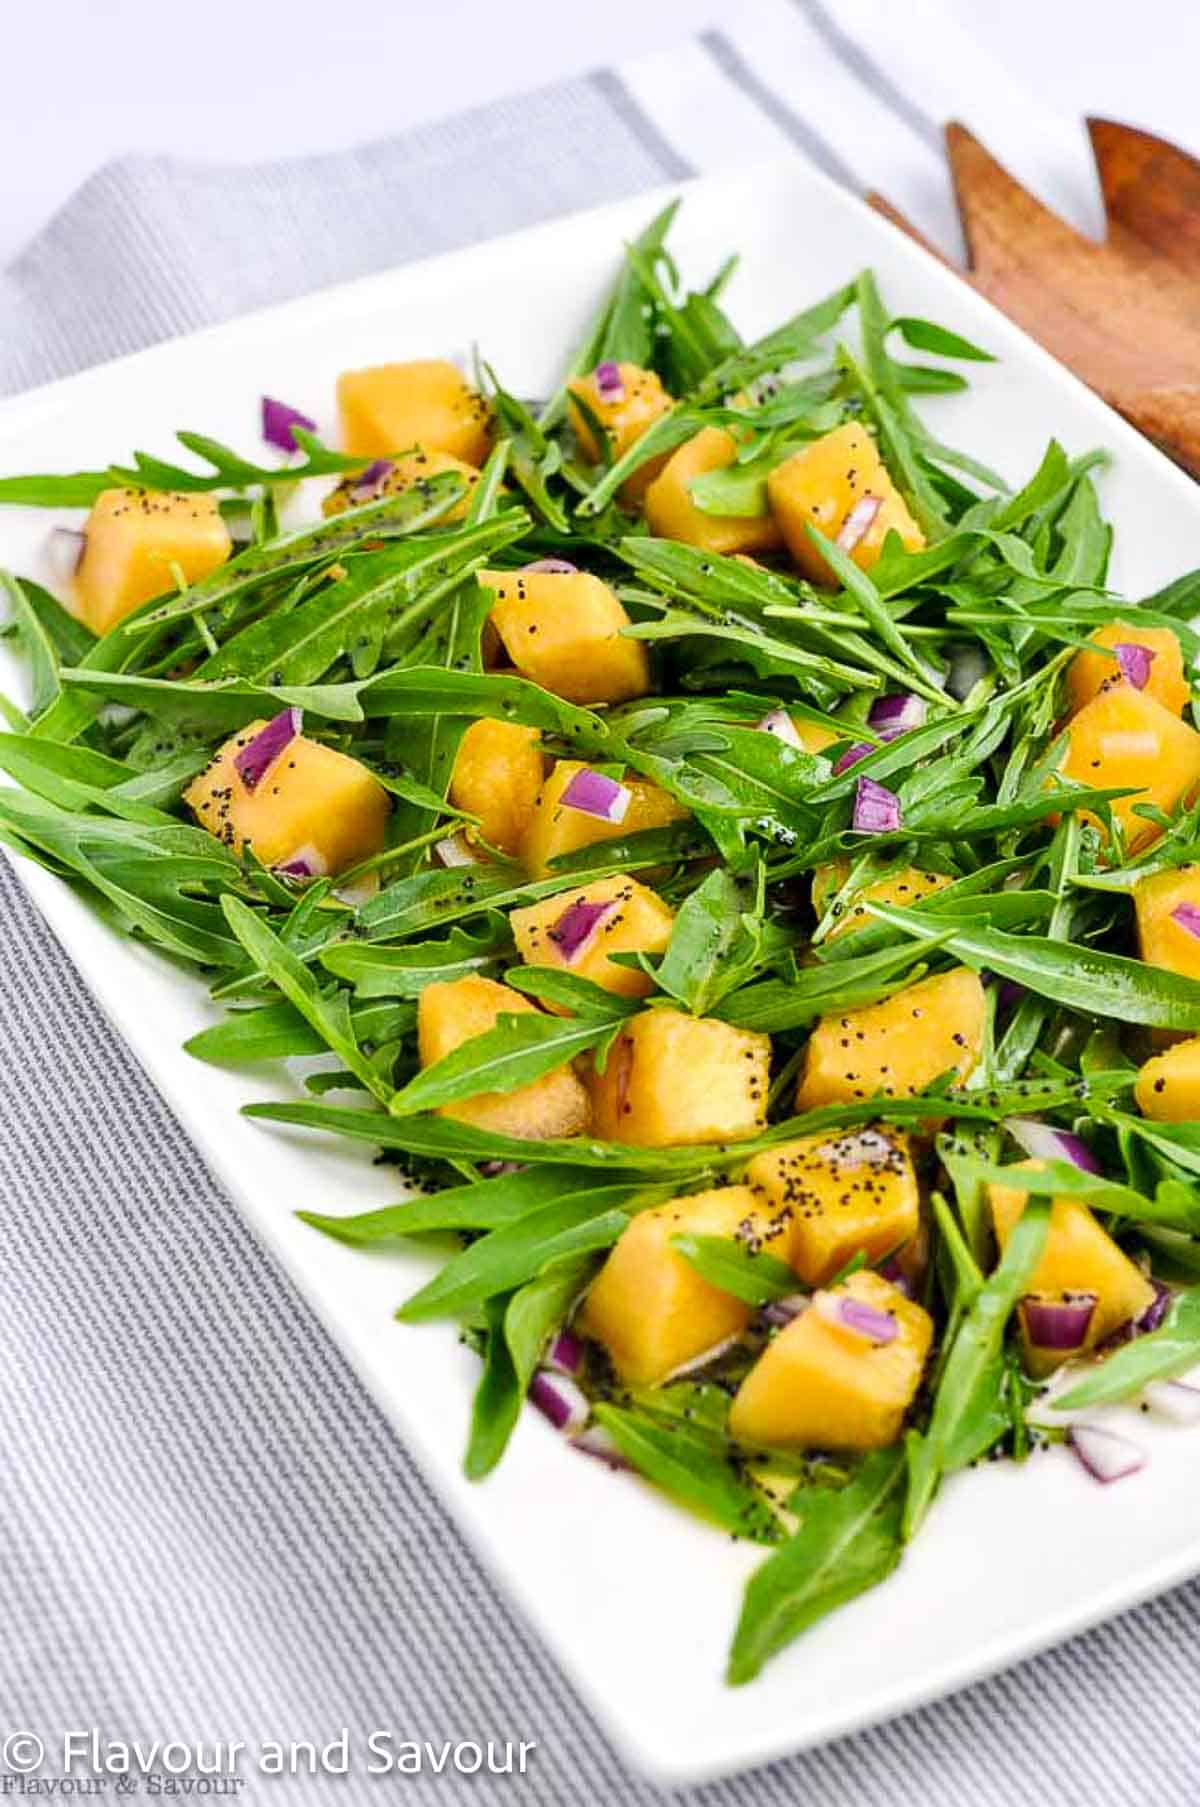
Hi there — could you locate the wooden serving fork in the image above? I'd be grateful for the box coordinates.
[870,120,1200,479]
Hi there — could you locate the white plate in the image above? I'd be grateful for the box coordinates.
[2,157,1199,1785]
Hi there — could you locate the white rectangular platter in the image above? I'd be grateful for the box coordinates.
[3,157,1200,1784]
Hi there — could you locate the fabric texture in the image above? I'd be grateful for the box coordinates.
[2,3,1198,1800]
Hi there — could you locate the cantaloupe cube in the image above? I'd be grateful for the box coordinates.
[510,874,673,1006]
[184,719,390,875]
[323,446,479,522]
[812,860,951,941]
[1133,864,1200,981]
[336,360,491,464]
[521,759,689,879]
[1135,1035,1200,1121]
[795,967,985,1111]
[482,567,650,705]
[1054,685,1200,852]
[729,1271,932,1449]
[1065,621,1189,719]
[990,1163,1156,1370]
[416,974,590,1139]
[581,1184,787,1386]
[567,361,674,502]
[746,1126,920,1287]
[74,488,232,635]
[766,423,924,585]
[589,1007,770,1146]
[448,718,543,856]
[644,426,783,555]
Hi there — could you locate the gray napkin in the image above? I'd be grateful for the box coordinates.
[2,38,1199,1807]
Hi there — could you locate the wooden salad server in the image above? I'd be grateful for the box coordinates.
[870,119,1200,479]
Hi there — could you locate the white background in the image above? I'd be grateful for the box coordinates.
[3,0,1199,266]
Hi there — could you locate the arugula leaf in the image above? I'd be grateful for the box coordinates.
[905,1200,1050,1536]
[396,1191,639,1321]
[671,1234,799,1305]
[1054,1288,1200,1409]
[593,1404,782,1546]
[727,1447,906,1684]
[387,1011,613,1119]
[297,1165,588,1242]
[220,896,391,1103]
[464,1296,522,1480]
[873,904,1200,1031]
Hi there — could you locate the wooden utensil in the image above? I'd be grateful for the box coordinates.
[870,120,1200,478]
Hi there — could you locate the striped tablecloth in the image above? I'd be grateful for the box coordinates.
[2,2,1198,1800]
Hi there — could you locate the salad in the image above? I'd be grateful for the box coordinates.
[4,198,1200,1688]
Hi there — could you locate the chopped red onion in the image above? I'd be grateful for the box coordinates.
[351,458,393,501]
[46,526,85,585]
[878,1258,913,1296]
[996,978,1027,1015]
[1020,1292,1097,1351]
[662,1333,743,1381]
[529,1371,589,1435]
[572,1425,631,1471]
[435,834,479,868]
[1138,1280,1173,1334]
[833,741,873,774]
[594,360,625,401]
[814,1290,898,1345]
[546,1330,584,1377]
[756,709,803,749]
[548,897,617,964]
[1115,641,1155,691]
[522,557,578,575]
[852,775,901,834]
[261,395,317,453]
[835,494,883,552]
[276,856,317,880]
[1067,1424,1146,1485]
[1142,1378,1200,1424]
[560,768,631,823]
[1171,902,1200,940]
[479,1160,526,1178]
[760,1293,808,1329]
[868,693,927,736]
[1006,1116,1103,1175]
[276,842,327,881]
[234,707,302,792]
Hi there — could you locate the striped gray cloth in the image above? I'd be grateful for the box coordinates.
[2,9,1199,1802]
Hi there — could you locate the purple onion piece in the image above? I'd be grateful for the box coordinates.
[1137,1279,1173,1334]
[47,525,86,584]
[1006,1116,1104,1175]
[835,493,883,552]
[868,693,927,735]
[351,458,394,501]
[852,775,901,834]
[234,707,302,792]
[760,1293,808,1329]
[479,1160,526,1179]
[756,708,803,750]
[815,1291,897,1345]
[261,395,317,453]
[547,897,617,964]
[559,768,631,824]
[594,359,625,401]
[529,1371,589,1435]
[276,856,317,880]
[1142,1379,1200,1423]
[571,1425,631,1471]
[833,741,874,775]
[522,557,578,575]
[996,978,1027,1015]
[1114,641,1155,690]
[1171,902,1200,940]
[546,1330,584,1377]
[435,834,479,869]
[1021,1292,1097,1351]
[1067,1424,1146,1485]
